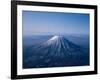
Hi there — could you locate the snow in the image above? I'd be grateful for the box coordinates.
[49,35,59,41]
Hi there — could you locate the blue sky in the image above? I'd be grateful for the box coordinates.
[22,11,89,36]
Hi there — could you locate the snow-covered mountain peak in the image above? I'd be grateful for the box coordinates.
[49,35,60,41]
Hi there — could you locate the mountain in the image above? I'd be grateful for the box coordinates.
[23,35,89,68]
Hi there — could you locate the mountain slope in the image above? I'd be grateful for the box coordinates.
[23,35,89,68]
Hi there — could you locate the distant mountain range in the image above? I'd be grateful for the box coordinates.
[23,35,89,68]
